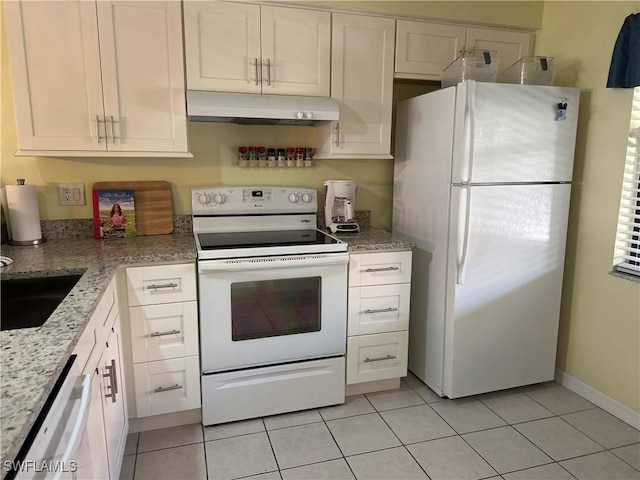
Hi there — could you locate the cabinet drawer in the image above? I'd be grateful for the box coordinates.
[348,284,410,336]
[346,331,408,384]
[130,301,198,363]
[126,263,196,306]
[133,356,200,417]
[349,251,412,287]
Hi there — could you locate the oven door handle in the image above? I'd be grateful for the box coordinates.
[198,254,349,272]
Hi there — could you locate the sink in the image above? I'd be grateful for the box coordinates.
[1,275,83,331]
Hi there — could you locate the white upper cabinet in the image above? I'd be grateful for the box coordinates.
[395,20,467,80]
[315,13,395,159]
[4,0,189,156]
[184,1,331,96]
[465,27,533,75]
[395,20,533,80]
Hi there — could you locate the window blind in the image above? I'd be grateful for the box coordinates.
[613,87,640,278]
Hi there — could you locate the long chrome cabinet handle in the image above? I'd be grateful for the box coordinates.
[96,115,105,143]
[364,354,396,363]
[149,329,181,338]
[103,359,117,403]
[266,58,271,85]
[334,123,340,147]
[153,384,183,394]
[254,58,260,85]
[109,115,118,143]
[146,283,178,290]
[364,307,398,314]
[364,266,400,273]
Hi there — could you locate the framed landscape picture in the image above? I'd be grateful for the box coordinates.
[92,189,136,239]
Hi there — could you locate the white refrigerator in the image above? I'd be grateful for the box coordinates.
[393,80,580,398]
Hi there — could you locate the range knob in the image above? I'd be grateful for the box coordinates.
[198,193,211,205]
[288,193,299,203]
[212,193,226,204]
[301,193,313,203]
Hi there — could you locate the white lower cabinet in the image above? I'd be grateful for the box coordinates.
[346,331,409,384]
[100,316,128,478]
[133,356,201,417]
[73,276,127,480]
[346,251,412,388]
[126,263,200,419]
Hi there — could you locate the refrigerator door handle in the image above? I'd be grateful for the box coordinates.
[463,82,476,184]
[457,185,472,284]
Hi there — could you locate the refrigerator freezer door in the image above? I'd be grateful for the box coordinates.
[451,81,580,184]
[444,183,571,398]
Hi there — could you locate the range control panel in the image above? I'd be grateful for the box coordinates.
[192,186,317,216]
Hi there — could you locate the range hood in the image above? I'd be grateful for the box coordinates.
[186,91,339,126]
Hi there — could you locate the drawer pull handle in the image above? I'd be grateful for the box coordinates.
[364,307,398,314]
[364,354,397,363]
[364,267,400,273]
[147,283,178,290]
[153,384,183,394]
[149,329,181,338]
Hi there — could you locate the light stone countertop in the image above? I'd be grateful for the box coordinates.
[0,227,412,467]
[334,226,415,252]
[0,234,196,469]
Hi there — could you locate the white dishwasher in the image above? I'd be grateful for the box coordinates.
[6,355,91,480]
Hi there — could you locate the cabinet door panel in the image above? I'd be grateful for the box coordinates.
[130,301,199,363]
[348,284,410,336]
[319,13,395,157]
[4,1,105,151]
[133,356,201,417]
[395,20,466,79]
[346,332,408,384]
[260,6,330,96]
[98,0,188,152]
[465,27,533,74]
[100,319,127,479]
[183,1,261,93]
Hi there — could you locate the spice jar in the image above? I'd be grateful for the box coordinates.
[238,146,248,167]
[296,147,305,167]
[258,147,267,167]
[248,146,258,167]
[267,148,276,167]
[277,148,286,167]
[286,147,296,167]
[304,147,314,167]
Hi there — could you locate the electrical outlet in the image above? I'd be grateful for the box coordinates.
[58,183,85,206]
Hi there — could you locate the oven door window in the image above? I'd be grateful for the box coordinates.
[230,277,321,341]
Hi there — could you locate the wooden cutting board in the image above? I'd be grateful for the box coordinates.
[92,181,173,235]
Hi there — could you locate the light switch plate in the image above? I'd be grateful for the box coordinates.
[58,183,85,206]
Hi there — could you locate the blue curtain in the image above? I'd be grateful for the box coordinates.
[607,13,640,88]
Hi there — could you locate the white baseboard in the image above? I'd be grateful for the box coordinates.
[555,369,640,430]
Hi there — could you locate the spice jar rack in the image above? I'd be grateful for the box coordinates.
[238,146,314,167]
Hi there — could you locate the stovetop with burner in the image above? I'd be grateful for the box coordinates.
[192,185,347,259]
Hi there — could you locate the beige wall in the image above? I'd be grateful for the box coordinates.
[0,1,544,228]
[2,1,638,413]
[304,1,544,29]
[535,1,640,413]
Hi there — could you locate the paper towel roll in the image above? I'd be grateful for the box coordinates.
[5,182,44,244]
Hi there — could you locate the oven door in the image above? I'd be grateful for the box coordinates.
[198,252,349,373]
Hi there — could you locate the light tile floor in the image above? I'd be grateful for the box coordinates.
[121,375,640,480]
